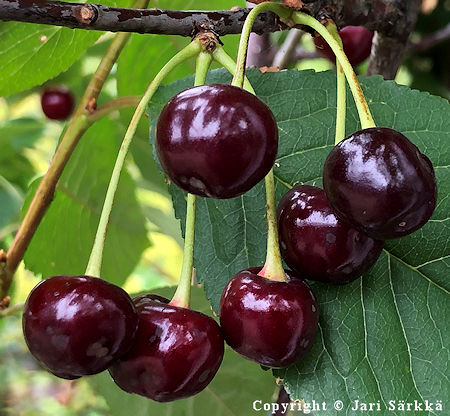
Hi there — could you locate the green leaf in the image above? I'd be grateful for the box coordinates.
[0,176,23,230]
[89,286,277,415]
[0,0,117,96]
[23,118,149,285]
[0,118,43,189]
[149,68,450,414]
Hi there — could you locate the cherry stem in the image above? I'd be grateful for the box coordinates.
[326,22,347,144]
[170,51,213,308]
[232,2,291,88]
[292,12,376,130]
[217,44,286,282]
[212,46,254,93]
[258,169,287,282]
[85,39,202,278]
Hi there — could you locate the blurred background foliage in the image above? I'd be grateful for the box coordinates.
[0,0,448,414]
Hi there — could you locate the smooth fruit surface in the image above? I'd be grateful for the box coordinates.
[277,185,383,284]
[314,26,374,66]
[22,275,138,379]
[219,268,318,368]
[109,294,224,402]
[323,127,437,240]
[41,87,74,120]
[155,84,278,198]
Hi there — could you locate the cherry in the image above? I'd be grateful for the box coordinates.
[277,185,383,284]
[219,268,318,368]
[155,84,278,198]
[22,275,138,379]
[109,294,224,402]
[41,87,75,120]
[314,26,374,67]
[323,127,437,240]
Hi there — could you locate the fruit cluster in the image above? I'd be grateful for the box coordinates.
[23,77,437,402]
[23,275,224,402]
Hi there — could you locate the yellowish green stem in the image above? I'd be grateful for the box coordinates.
[326,23,347,144]
[170,51,213,308]
[292,12,376,130]
[232,2,291,88]
[215,44,286,282]
[85,39,202,278]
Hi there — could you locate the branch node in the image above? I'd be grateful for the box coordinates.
[0,296,11,310]
[74,5,98,25]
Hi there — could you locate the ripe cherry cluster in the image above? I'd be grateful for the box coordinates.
[22,22,436,404]
[23,78,436,402]
[23,275,224,402]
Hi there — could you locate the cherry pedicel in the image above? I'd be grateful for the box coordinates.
[323,127,437,240]
[22,275,138,379]
[41,87,75,120]
[109,294,224,402]
[277,185,383,284]
[314,26,374,67]
[220,268,318,368]
[155,84,278,198]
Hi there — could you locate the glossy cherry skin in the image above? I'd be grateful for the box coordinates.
[41,87,75,120]
[109,294,224,402]
[22,275,138,379]
[277,185,383,284]
[155,84,278,198]
[219,268,318,368]
[323,127,437,240]
[314,26,374,66]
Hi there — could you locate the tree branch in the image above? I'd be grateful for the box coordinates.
[0,0,284,36]
[366,0,421,79]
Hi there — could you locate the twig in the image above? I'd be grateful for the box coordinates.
[0,302,24,318]
[367,0,421,79]
[0,1,284,36]
[408,22,450,53]
[87,95,142,122]
[292,46,320,61]
[272,28,304,69]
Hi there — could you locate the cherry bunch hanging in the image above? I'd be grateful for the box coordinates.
[21,2,436,403]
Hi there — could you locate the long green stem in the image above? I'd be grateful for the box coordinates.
[216,43,286,281]
[292,12,376,130]
[85,40,202,277]
[170,51,212,308]
[326,23,347,144]
[232,2,291,88]
[212,46,254,93]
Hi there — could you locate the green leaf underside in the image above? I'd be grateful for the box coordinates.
[148,68,450,415]
[23,118,149,286]
[89,286,277,416]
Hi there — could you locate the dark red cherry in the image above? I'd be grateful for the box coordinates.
[155,84,278,198]
[314,26,374,66]
[323,127,437,240]
[219,268,318,368]
[109,294,224,402]
[41,87,75,120]
[22,275,138,379]
[277,185,383,284]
